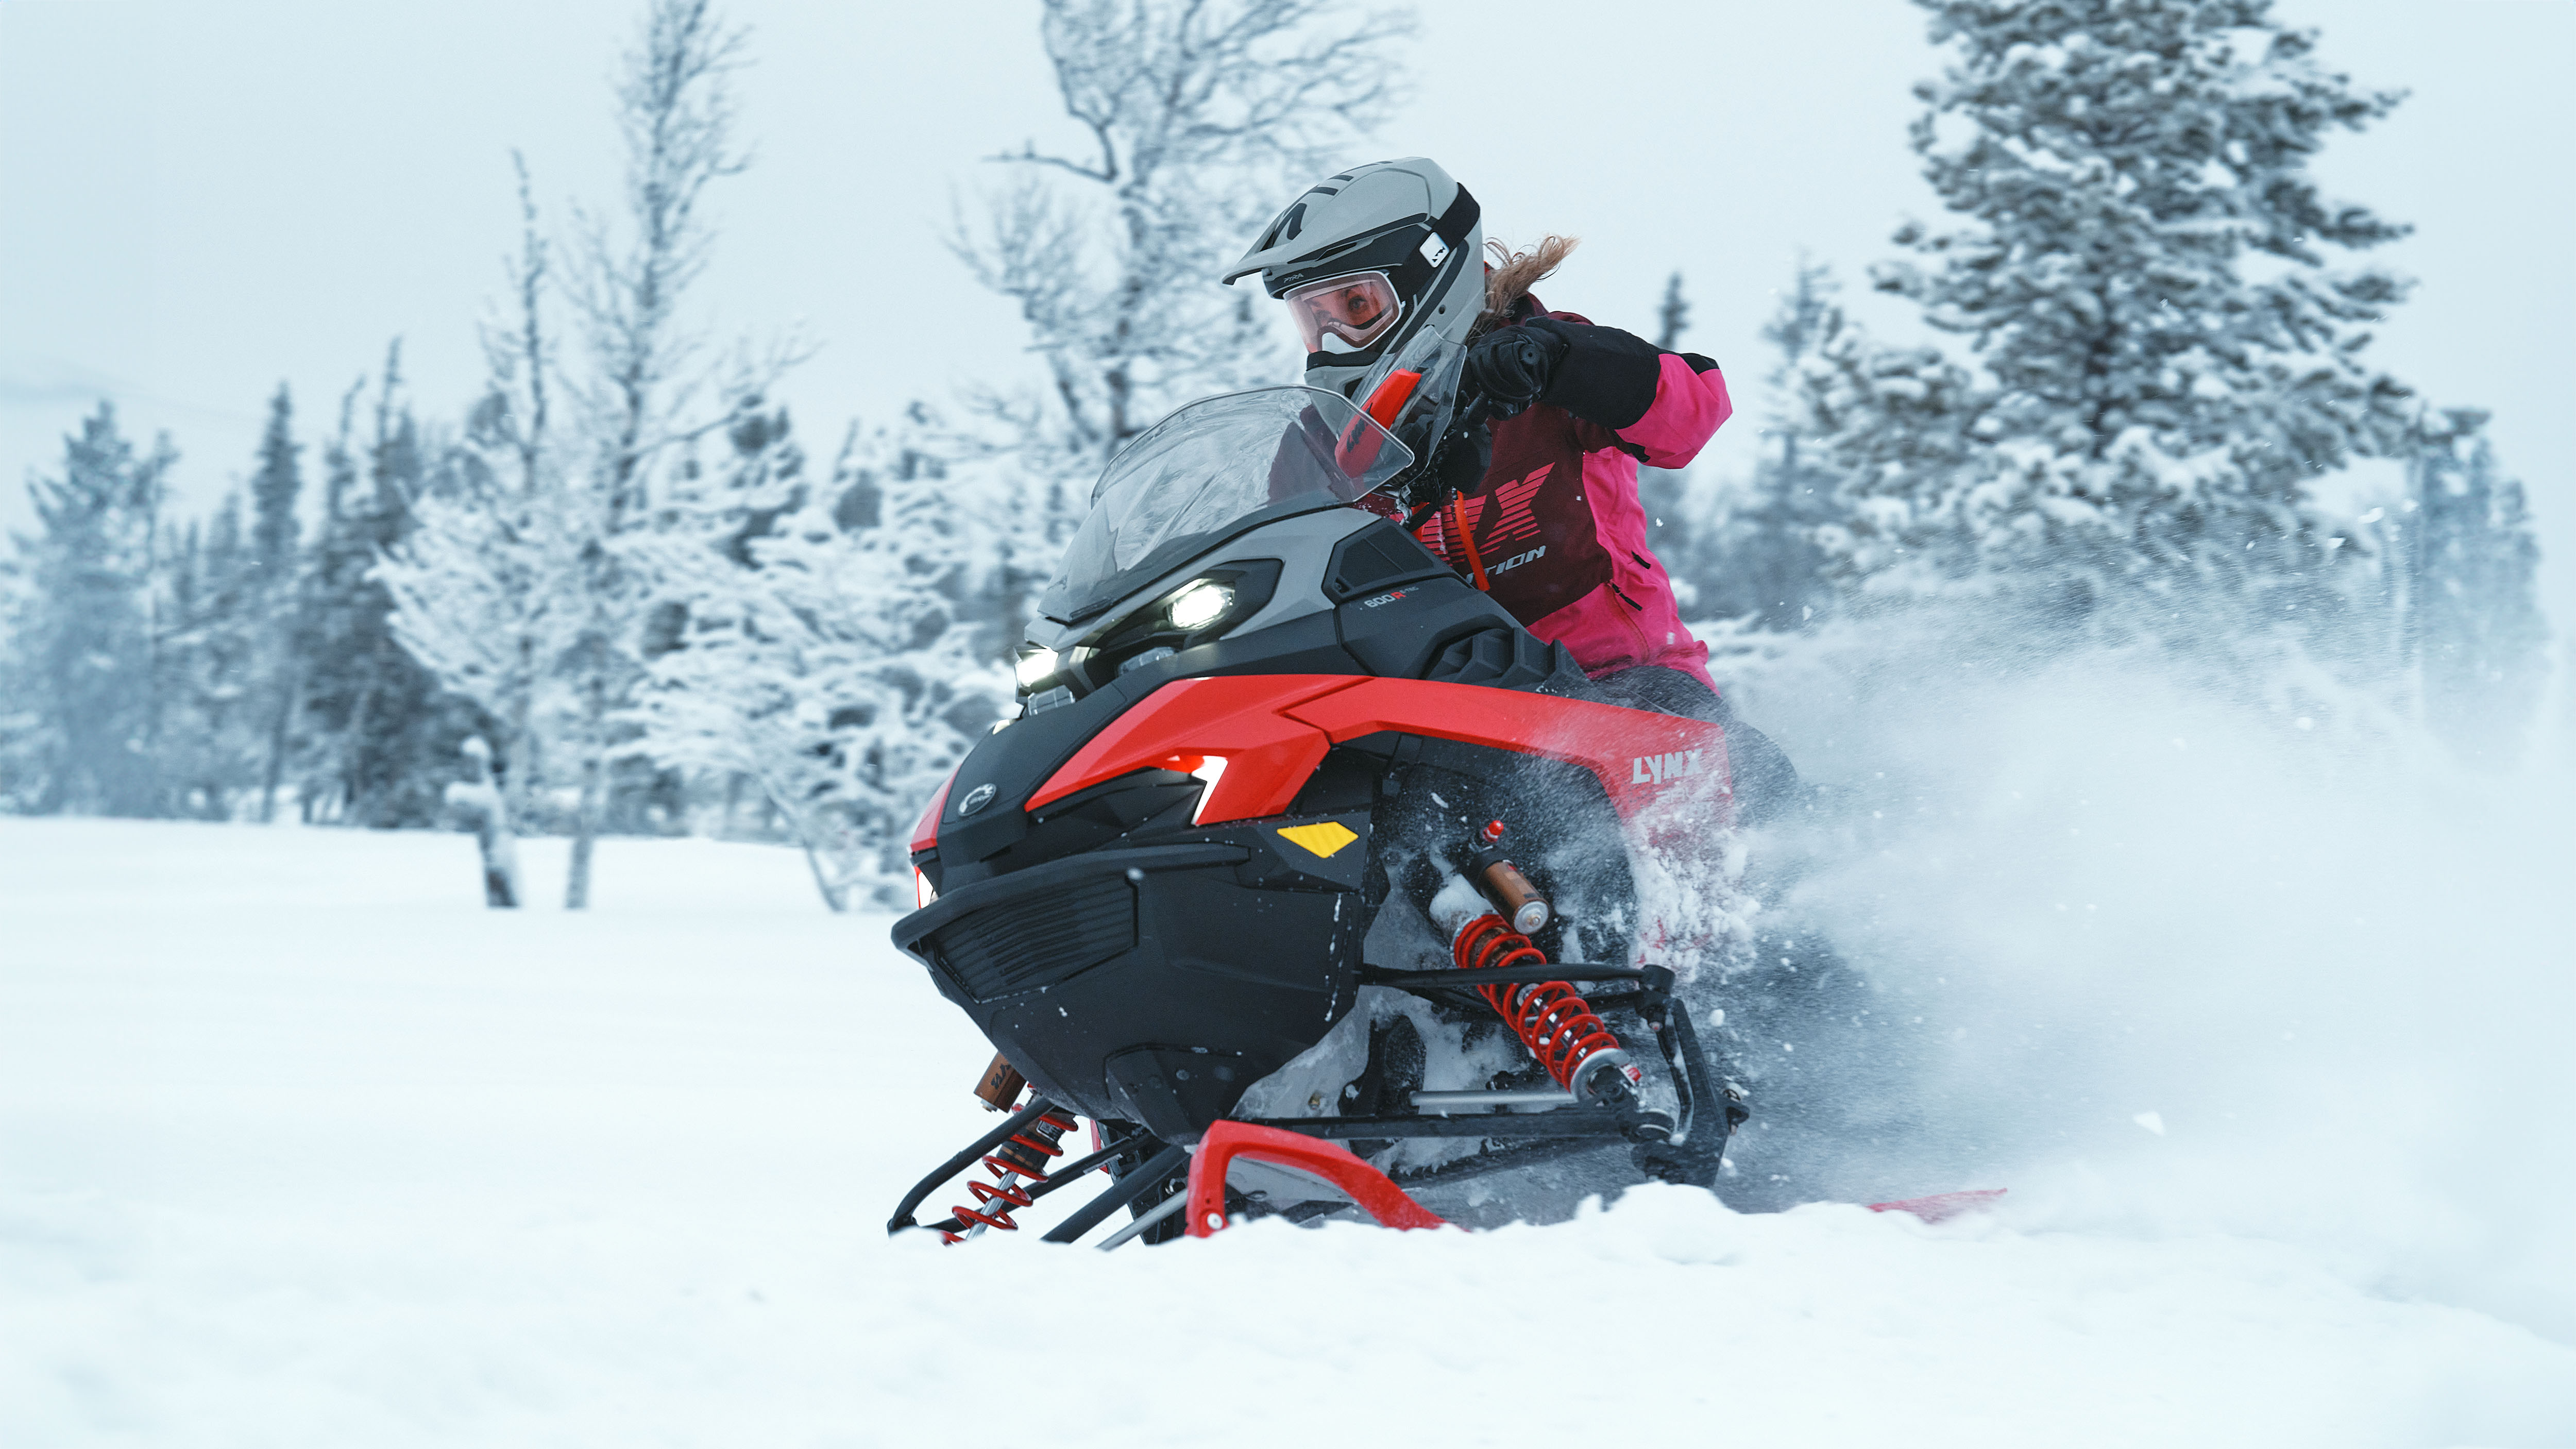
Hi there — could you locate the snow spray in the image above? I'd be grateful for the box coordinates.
[1710,612,2576,1340]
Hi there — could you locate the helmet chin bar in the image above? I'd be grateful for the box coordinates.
[1305,350,1387,401]
[1325,299,1472,496]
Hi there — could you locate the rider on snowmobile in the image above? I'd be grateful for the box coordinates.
[1224,157,1801,819]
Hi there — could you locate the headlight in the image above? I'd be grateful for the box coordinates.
[1013,647,1059,690]
[1168,581,1233,631]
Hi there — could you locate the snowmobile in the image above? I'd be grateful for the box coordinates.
[886,376,1754,1247]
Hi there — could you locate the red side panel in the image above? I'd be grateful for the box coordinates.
[908,768,958,855]
[1027,675,1361,823]
[1287,678,1730,826]
[1186,1121,1447,1237]
[1027,672,1733,833]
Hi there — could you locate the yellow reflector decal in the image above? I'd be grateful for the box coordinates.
[1276,821,1359,859]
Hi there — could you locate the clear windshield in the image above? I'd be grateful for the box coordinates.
[1043,386,1415,616]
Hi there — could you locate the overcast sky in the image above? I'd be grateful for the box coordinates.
[3,0,2569,616]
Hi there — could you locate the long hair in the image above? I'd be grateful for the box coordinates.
[1475,234,1580,337]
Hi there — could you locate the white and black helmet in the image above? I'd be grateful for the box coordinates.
[1223,158,1484,405]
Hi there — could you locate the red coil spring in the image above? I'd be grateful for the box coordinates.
[1452,914,1624,1094]
[941,1104,1079,1243]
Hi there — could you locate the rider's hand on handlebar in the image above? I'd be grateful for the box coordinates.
[1465,319,1575,420]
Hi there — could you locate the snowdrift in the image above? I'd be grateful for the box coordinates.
[2,720,2569,1448]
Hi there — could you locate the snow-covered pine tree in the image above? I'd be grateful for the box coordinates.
[295,378,370,821]
[1699,258,1849,631]
[629,405,1009,910]
[662,390,808,574]
[299,347,466,826]
[246,383,308,821]
[0,542,27,804]
[0,403,174,816]
[1654,271,1691,351]
[1635,271,1700,612]
[2405,409,2549,767]
[954,0,1412,638]
[154,493,264,817]
[249,385,303,575]
[619,384,810,840]
[1827,1,2415,673]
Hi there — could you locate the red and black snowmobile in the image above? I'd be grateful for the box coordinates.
[886,381,1752,1246]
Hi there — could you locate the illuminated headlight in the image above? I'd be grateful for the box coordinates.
[1168,581,1233,631]
[1013,647,1059,690]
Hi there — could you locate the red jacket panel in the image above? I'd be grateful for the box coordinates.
[1411,316,1731,691]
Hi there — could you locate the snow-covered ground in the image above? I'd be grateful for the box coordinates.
[3,806,2570,1447]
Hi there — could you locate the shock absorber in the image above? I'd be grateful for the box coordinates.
[942,1099,1079,1243]
[1464,818,1551,934]
[1430,872,1643,1104]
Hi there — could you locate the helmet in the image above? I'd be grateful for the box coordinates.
[1224,158,1484,407]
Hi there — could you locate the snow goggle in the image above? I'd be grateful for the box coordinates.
[1284,272,1403,356]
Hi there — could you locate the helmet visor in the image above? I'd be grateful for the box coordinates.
[1284,273,1403,355]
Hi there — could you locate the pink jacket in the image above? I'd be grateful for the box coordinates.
[1411,309,1732,690]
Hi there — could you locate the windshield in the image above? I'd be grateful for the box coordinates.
[1042,386,1415,620]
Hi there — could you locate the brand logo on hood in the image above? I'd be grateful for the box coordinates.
[957,783,998,816]
[1630,751,1706,786]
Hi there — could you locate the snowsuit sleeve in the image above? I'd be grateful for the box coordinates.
[1615,352,1733,467]
[1529,316,1733,468]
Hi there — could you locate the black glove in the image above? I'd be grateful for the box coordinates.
[1464,322,1572,420]
[1471,317,1669,431]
